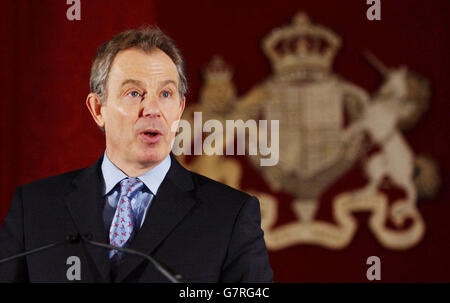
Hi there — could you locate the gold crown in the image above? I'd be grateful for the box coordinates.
[262,12,342,75]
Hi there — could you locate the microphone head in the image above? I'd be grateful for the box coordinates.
[81,233,93,240]
[66,233,82,244]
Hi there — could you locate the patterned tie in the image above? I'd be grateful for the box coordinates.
[109,177,144,266]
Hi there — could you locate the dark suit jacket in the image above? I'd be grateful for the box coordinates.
[0,155,273,282]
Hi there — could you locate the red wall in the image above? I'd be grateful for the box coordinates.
[1,0,449,282]
[0,0,156,219]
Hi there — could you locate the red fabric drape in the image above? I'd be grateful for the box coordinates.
[155,0,450,282]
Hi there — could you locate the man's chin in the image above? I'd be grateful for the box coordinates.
[137,150,168,166]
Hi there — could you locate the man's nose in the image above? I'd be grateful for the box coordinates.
[141,93,161,117]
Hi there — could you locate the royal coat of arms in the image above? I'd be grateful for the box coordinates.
[179,12,440,250]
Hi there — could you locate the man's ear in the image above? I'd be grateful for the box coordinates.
[178,96,186,119]
[86,93,105,129]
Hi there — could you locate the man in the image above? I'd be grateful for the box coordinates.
[0,27,273,282]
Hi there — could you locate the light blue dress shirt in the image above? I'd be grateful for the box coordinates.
[101,152,171,232]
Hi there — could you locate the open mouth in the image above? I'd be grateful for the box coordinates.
[140,129,163,144]
[144,131,160,137]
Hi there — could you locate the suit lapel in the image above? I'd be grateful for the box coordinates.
[115,156,196,282]
[64,157,111,282]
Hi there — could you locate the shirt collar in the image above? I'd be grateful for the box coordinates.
[101,151,171,196]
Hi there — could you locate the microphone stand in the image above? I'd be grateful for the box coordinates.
[80,234,184,283]
[0,234,81,264]
[0,233,185,283]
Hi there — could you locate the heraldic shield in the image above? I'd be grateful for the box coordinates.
[178,12,440,251]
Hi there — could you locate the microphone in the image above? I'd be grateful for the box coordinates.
[79,233,185,283]
[0,233,82,265]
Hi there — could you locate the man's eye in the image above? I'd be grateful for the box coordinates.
[161,91,172,98]
[128,91,141,98]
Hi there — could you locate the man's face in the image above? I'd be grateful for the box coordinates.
[95,48,185,171]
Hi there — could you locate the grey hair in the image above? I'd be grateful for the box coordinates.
[89,26,187,102]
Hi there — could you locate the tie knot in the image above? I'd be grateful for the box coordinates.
[119,178,144,198]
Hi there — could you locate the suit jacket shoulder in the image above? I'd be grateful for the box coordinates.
[190,170,253,212]
[19,167,88,203]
